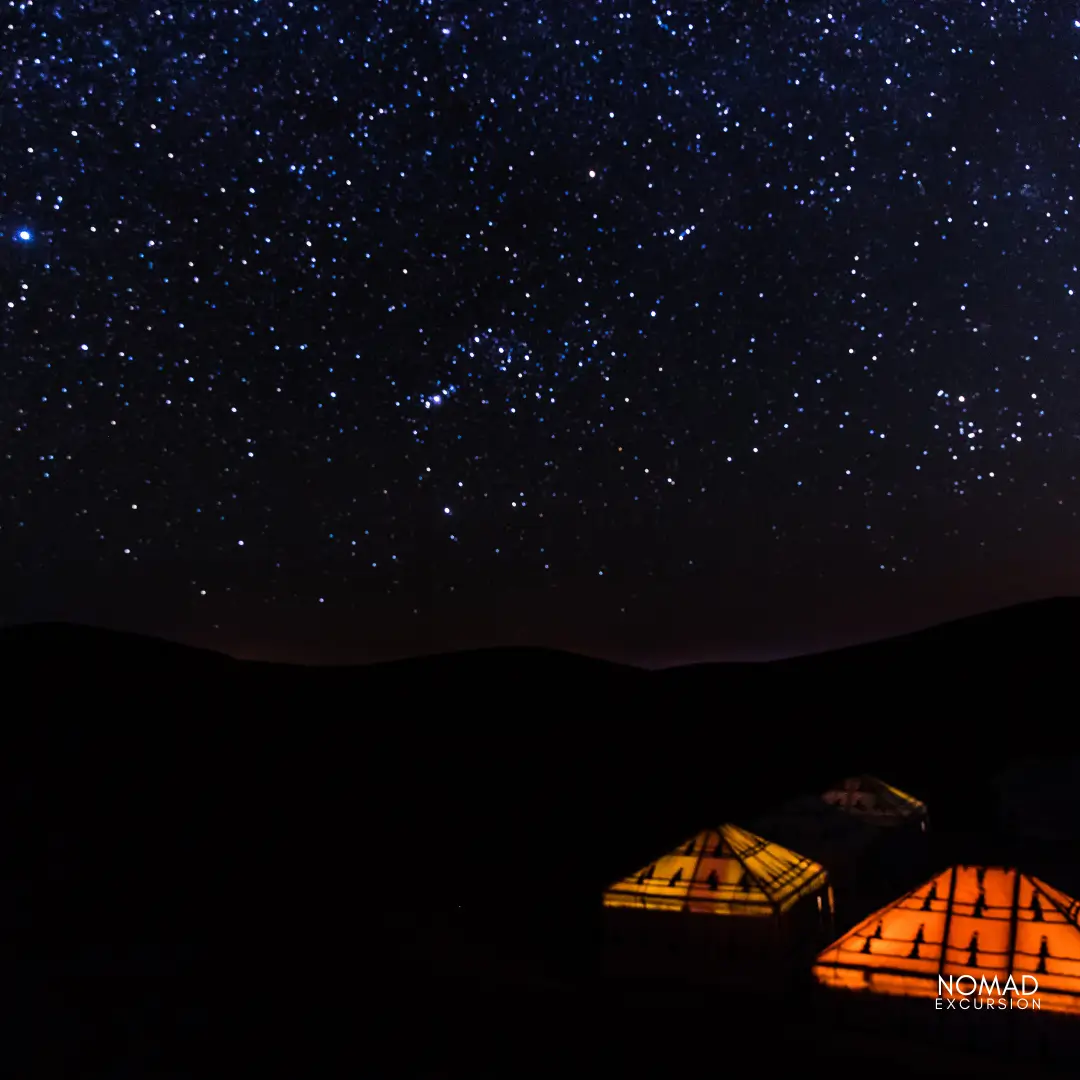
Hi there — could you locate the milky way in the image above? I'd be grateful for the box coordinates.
[3,1,1080,649]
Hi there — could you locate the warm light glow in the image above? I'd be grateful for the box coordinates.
[820,775,927,824]
[603,823,827,916]
[812,865,1080,1016]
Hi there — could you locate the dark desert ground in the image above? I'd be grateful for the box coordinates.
[2,597,1079,1075]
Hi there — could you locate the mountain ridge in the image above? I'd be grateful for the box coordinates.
[5,594,1080,673]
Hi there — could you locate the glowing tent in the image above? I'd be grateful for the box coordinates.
[812,865,1080,1016]
[603,824,832,983]
[821,775,929,830]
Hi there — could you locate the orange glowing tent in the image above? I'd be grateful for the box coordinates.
[813,865,1080,1016]
[821,775,928,829]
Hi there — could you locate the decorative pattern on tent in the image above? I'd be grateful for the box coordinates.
[603,824,827,916]
[821,775,927,825]
[813,866,1080,1016]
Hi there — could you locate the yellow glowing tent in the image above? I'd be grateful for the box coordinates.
[821,775,928,828]
[603,823,827,916]
[813,865,1080,1016]
[603,824,832,983]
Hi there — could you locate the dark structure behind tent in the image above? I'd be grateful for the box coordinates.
[752,775,930,930]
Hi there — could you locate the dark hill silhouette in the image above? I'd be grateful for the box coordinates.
[778,595,1080,668]
[0,620,237,670]
[7,592,1080,680]
[315,642,648,693]
[2,601,1079,1072]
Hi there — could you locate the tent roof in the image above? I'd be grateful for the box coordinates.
[821,775,927,824]
[603,823,827,917]
[813,865,1080,1015]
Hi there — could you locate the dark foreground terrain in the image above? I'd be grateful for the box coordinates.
[2,597,1080,1074]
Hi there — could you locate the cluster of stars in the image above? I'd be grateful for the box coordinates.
[4,0,1080,642]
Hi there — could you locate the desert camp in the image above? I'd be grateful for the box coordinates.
[597,760,1078,1066]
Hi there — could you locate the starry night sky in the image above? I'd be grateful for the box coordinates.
[5,0,1080,666]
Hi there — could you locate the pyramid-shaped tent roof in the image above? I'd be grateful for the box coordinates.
[603,824,827,916]
[813,865,1080,1015]
[821,775,927,825]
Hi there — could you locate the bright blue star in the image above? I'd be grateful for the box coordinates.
[15,229,32,242]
